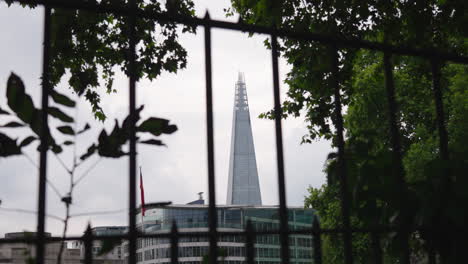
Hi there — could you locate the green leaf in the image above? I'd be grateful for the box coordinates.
[96,124,127,158]
[122,105,144,131]
[51,144,63,154]
[138,117,177,136]
[20,136,37,147]
[0,132,22,157]
[139,139,166,146]
[0,107,9,115]
[48,107,74,123]
[50,90,76,107]
[6,73,43,136]
[1,121,25,128]
[77,123,91,134]
[80,144,97,161]
[7,73,36,124]
[57,125,75,135]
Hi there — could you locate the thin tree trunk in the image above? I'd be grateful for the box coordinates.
[56,204,70,264]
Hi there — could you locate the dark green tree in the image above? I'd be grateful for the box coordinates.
[228,1,468,263]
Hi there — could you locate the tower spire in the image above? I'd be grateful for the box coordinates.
[227,73,262,205]
[237,72,245,83]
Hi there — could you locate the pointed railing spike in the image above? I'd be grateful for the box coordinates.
[84,223,93,264]
[204,10,210,20]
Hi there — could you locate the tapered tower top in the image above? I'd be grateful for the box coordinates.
[237,72,245,83]
[226,73,262,205]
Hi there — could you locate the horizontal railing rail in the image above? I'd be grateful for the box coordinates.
[7,0,468,64]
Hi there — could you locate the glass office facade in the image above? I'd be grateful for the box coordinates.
[132,205,316,264]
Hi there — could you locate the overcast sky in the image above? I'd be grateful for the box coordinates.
[0,0,331,236]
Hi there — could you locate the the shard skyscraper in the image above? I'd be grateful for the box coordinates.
[226,73,262,205]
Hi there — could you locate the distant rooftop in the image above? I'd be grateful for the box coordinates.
[5,231,52,238]
[143,203,308,210]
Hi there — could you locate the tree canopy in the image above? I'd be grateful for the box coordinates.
[6,0,196,120]
[228,0,467,263]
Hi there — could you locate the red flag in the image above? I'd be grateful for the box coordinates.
[139,168,146,216]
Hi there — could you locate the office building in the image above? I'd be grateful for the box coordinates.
[227,73,262,206]
[72,226,126,264]
[132,203,314,264]
[129,74,316,263]
[0,232,80,264]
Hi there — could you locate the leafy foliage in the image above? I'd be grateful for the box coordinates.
[0,132,22,157]
[6,0,196,120]
[138,117,177,136]
[303,56,467,263]
[229,0,467,142]
[1,73,177,161]
[0,73,179,263]
[57,125,75,135]
[1,121,24,128]
[229,0,467,262]
[97,239,122,256]
[46,0,196,120]
[6,73,44,136]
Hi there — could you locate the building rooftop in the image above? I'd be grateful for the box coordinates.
[142,203,309,211]
[4,231,51,238]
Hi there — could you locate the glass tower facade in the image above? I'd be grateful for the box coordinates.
[131,205,316,264]
[126,74,317,263]
[227,73,262,205]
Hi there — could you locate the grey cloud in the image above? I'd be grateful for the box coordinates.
[0,0,328,237]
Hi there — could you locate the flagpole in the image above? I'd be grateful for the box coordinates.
[139,166,144,232]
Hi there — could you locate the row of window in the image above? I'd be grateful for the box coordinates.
[146,261,310,264]
[136,246,313,261]
[249,221,311,232]
[146,260,245,264]
[140,246,246,261]
[141,209,314,233]
[138,235,247,248]
[137,235,312,248]
[256,247,312,259]
[152,262,293,264]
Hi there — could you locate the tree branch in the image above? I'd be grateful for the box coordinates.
[73,157,102,187]
[53,152,72,175]
[23,153,63,199]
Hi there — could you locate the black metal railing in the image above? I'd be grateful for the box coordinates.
[1,1,468,264]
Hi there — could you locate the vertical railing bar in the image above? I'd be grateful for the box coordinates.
[36,5,52,264]
[270,34,290,264]
[428,245,437,264]
[170,220,179,263]
[371,232,383,264]
[84,224,93,264]
[203,12,218,264]
[127,0,138,263]
[429,58,447,264]
[383,53,410,264]
[312,217,323,264]
[329,45,353,264]
[245,220,255,264]
[431,59,450,163]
